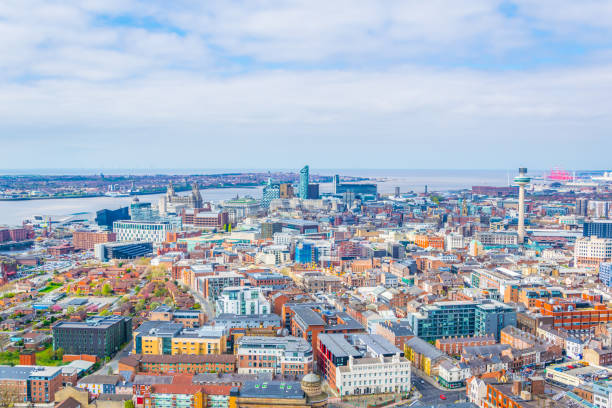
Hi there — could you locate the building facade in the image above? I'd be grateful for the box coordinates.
[73,230,116,250]
[52,316,132,358]
[236,336,313,376]
[113,220,172,243]
[215,286,271,316]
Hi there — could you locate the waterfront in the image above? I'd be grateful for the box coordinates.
[0,169,516,227]
[0,186,263,227]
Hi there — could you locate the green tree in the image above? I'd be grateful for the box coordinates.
[102,283,112,296]
[192,303,201,310]
[135,299,146,312]
[124,400,135,408]
[55,347,64,361]
[150,302,160,310]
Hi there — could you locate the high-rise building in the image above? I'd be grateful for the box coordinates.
[584,221,612,238]
[514,167,531,243]
[95,207,129,229]
[279,183,294,198]
[591,201,610,219]
[332,174,377,196]
[129,199,157,221]
[299,165,309,199]
[261,179,280,208]
[307,183,320,199]
[600,262,612,287]
[576,198,589,216]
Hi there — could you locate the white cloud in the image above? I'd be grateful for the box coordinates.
[0,0,611,169]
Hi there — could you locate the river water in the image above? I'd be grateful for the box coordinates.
[0,169,515,226]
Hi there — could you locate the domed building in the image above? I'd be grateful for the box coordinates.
[300,373,322,397]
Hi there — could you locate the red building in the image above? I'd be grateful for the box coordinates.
[535,297,612,331]
[73,230,116,250]
[182,209,229,229]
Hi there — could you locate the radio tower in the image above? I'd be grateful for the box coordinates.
[514,168,531,243]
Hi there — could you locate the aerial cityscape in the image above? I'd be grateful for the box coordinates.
[0,165,612,408]
[2,1,612,408]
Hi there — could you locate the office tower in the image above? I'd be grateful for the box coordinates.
[395,187,400,197]
[261,179,280,208]
[299,165,309,199]
[279,183,294,198]
[600,263,612,287]
[591,201,610,219]
[129,198,157,221]
[583,220,612,238]
[514,167,531,243]
[307,183,320,199]
[576,198,589,216]
[95,207,129,229]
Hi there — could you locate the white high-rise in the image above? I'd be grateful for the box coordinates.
[514,167,531,243]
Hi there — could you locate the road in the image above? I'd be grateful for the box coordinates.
[186,286,215,320]
[410,373,466,406]
[93,340,133,375]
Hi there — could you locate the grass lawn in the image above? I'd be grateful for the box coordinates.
[39,282,63,293]
[36,346,66,366]
[0,346,67,367]
[0,351,19,365]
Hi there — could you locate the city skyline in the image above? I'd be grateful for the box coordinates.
[1,1,611,169]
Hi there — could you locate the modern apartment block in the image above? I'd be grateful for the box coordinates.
[197,272,245,300]
[236,336,313,376]
[113,220,172,243]
[0,366,62,403]
[215,286,270,316]
[407,300,516,341]
[133,321,227,356]
[52,315,132,358]
[149,305,206,328]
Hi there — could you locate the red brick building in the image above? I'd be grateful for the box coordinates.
[72,230,116,250]
[436,334,495,355]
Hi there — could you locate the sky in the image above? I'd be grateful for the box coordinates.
[1,0,612,171]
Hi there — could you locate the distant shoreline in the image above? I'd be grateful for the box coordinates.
[0,183,261,202]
